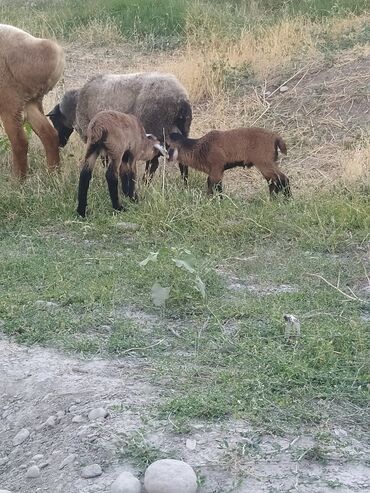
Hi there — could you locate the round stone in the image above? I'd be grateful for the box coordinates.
[144,459,197,493]
[110,471,141,493]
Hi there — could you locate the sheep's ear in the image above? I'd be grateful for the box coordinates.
[46,104,61,117]
[154,143,168,157]
[146,133,156,140]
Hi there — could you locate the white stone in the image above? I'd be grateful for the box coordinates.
[81,464,102,479]
[144,459,197,493]
[59,453,77,470]
[186,439,197,451]
[0,490,12,493]
[13,428,30,446]
[32,454,44,462]
[279,85,289,93]
[45,416,57,427]
[26,465,40,478]
[110,471,141,493]
[72,415,85,424]
[88,408,109,420]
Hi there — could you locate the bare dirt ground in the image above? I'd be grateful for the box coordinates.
[1,335,369,493]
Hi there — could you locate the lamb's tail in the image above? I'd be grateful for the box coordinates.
[275,136,287,156]
[86,125,108,159]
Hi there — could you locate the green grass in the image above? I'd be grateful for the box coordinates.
[1,0,369,47]
[0,158,369,430]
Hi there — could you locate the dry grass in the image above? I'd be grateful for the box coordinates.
[69,17,123,46]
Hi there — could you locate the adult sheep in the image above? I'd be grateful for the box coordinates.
[0,24,64,178]
[47,72,192,182]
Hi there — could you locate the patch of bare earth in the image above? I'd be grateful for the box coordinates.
[1,337,369,492]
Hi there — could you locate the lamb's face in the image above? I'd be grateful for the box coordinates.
[167,132,183,162]
[47,104,74,147]
[142,134,168,161]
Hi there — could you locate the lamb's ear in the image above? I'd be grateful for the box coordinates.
[146,133,156,141]
[154,143,168,157]
[46,104,61,117]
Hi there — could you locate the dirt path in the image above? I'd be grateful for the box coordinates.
[1,336,369,492]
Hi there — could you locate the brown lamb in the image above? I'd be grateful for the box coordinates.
[167,127,290,197]
[77,110,166,217]
[0,24,64,178]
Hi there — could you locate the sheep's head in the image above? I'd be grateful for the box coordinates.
[47,89,79,147]
[142,133,168,161]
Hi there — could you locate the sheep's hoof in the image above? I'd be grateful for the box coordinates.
[76,207,86,218]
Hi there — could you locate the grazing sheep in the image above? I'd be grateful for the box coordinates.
[77,110,167,217]
[47,72,192,182]
[0,24,64,178]
[167,127,291,197]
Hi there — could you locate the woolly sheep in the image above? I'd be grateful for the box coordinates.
[167,127,291,197]
[48,72,192,182]
[77,110,167,217]
[0,24,64,178]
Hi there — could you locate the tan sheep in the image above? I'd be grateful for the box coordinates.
[167,127,291,197]
[77,110,167,217]
[0,24,64,178]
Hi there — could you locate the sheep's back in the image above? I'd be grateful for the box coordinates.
[0,24,64,102]
[75,72,190,141]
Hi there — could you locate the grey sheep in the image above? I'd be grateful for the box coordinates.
[48,72,192,182]
[0,24,64,178]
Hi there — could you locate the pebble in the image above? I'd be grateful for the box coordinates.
[279,85,289,93]
[0,456,9,466]
[39,462,50,469]
[81,464,102,479]
[26,465,40,478]
[45,416,57,427]
[144,459,197,493]
[59,453,77,470]
[186,439,197,451]
[115,222,140,231]
[56,411,65,420]
[13,428,30,446]
[0,490,12,493]
[88,408,109,421]
[72,415,85,424]
[110,471,141,493]
[32,454,44,462]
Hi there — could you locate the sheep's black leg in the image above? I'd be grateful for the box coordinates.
[216,181,223,198]
[77,165,92,217]
[179,163,188,185]
[106,162,122,211]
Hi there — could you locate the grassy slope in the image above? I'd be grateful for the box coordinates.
[0,0,369,435]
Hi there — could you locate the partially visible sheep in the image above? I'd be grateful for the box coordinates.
[77,110,167,217]
[48,72,192,182]
[167,127,291,197]
[0,24,64,178]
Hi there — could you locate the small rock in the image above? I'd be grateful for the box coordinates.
[110,471,141,493]
[279,85,289,93]
[265,90,271,96]
[45,416,57,427]
[26,465,40,478]
[35,300,58,308]
[0,490,12,493]
[88,408,109,421]
[115,222,140,231]
[186,439,197,451]
[56,411,65,420]
[68,405,79,413]
[81,464,102,479]
[59,454,77,470]
[72,415,85,424]
[32,454,44,462]
[144,459,197,493]
[13,428,30,446]
[0,456,9,466]
[334,428,348,438]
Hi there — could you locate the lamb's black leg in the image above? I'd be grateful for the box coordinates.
[106,162,122,211]
[77,165,92,217]
[127,159,138,202]
[142,156,159,183]
[179,163,188,185]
